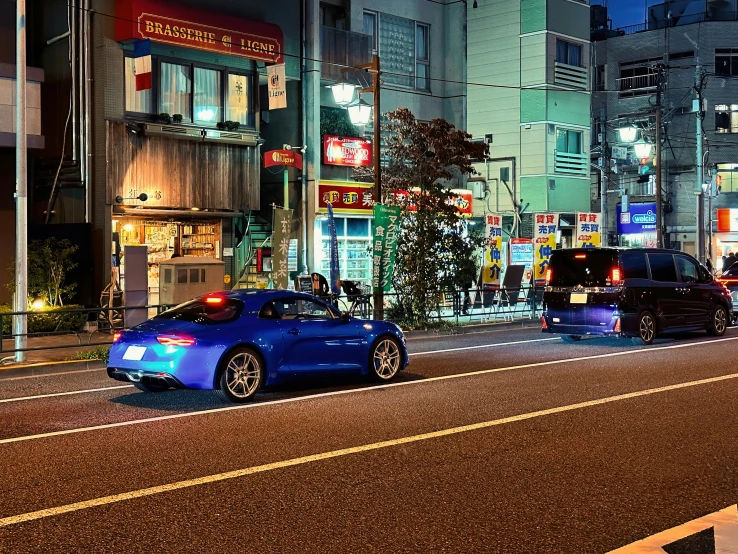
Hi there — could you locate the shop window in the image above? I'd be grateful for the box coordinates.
[124,57,153,114]
[347,218,369,237]
[193,67,221,125]
[190,268,200,283]
[177,268,188,283]
[160,62,192,122]
[715,105,738,134]
[227,74,250,126]
[319,216,372,287]
[164,268,172,284]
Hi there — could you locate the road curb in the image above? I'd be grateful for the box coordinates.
[403,320,540,340]
[0,359,107,379]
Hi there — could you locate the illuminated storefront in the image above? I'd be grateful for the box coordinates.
[617,202,658,247]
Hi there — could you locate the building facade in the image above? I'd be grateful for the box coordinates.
[467,0,591,242]
[591,0,738,263]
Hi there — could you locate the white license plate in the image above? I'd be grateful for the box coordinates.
[570,293,588,304]
[122,346,147,361]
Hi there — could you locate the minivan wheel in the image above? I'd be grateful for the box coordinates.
[560,335,581,343]
[633,311,656,345]
[707,305,728,337]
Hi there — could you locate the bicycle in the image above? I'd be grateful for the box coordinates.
[339,281,373,319]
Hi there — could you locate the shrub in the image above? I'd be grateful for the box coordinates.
[68,345,110,363]
[0,304,87,336]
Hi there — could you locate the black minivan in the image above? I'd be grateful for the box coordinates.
[542,248,733,345]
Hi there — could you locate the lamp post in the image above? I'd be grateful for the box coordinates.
[15,0,27,362]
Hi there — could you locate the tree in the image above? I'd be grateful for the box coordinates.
[356,108,489,328]
[7,238,79,306]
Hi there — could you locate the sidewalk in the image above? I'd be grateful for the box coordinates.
[0,331,113,369]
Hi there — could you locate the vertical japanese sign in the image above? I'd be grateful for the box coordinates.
[372,204,401,292]
[271,207,293,289]
[483,214,503,288]
[327,204,341,295]
[533,213,559,283]
[575,212,602,248]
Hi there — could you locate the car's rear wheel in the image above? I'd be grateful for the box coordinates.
[370,337,402,382]
[133,381,169,393]
[632,311,656,345]
[561,335,581,343]
[707,305,728,337]
[216,347,263,403]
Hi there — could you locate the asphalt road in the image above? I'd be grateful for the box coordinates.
[1,323,738,553]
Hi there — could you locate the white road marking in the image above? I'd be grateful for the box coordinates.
[2,371,738,528]
[1,335,738,446]
[0,368,107,382]
[0,386,133,404]
[608,504,738,553]
[410,337,559,356]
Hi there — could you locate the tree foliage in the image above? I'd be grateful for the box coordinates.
[320,107,360,139]
[7,238,79,306]
[355,108,489,328]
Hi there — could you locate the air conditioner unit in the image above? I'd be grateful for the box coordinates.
[469,181,486,200]
[142,124,203,141]
[203,130,259,146]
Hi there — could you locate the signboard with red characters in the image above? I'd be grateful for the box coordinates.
[393,188,472,217]
[323,136,373,167]
[116,0,284,64]
[264,149,302,169]
[318,181,374,215]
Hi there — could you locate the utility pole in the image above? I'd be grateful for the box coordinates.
[655,65,664,249]
[14,0,27,362]
[695,65,705,263]
[600,103,608,245]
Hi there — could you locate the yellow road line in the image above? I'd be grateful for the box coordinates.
[3,370,738,528]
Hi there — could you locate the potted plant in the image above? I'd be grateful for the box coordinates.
[157,112,172,124]
[172,114,183,124]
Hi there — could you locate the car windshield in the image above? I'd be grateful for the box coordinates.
[549,250,618,287]
[155,298,243,324]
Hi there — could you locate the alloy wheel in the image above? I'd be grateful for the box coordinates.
[714,307,727,335]
[225,352,261,399]
[639,313,655,343]
[373,338,401,380]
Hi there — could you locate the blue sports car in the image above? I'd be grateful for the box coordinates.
[107,290,409,402]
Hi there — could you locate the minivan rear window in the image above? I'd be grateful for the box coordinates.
[155,297,243,325]
[548,250,618,287]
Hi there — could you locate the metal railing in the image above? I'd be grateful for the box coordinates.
[613,11,738,36]
[554,151,588,175]
[554,62,588,90]
[0,304,171,355]
[320,26,373,82]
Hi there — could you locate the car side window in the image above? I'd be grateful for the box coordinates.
[258,301,281,320]
[676,256,699,284]
[273,298,334,320]
[621,251,649,279]
[647,253,678,282]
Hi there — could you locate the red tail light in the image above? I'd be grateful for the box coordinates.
[541,316,548,329]
[574,254,587,259]
[545,268,552,284]
[205,296,224,304]
[157,336,196,347]
[612,267,622,284]
[113,331,122,342]
[614,318,621,333]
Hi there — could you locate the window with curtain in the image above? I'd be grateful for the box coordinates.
[556,129,582,154]
[160,62,192,121]
[556,39,582,67]
[416,23,430,91]
[227,74,250,126]
[363,11,378,54]
[124,57,152,114]
[193,67,221,125]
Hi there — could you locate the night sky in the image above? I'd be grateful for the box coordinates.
[591,0,661,29]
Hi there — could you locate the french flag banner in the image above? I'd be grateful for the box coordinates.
[133,39,152,91]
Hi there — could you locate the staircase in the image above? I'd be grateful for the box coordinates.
[233,214,272,289]
[34,156,83,215]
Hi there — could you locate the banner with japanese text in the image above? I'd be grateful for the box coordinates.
[372,204,401,292]
[575,212,602,248]
[271,207,293,289]
[533,213,559,283]
[327,204,341,294]
[483,213,503,288]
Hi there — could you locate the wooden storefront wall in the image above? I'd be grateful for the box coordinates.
[106,121,260,211]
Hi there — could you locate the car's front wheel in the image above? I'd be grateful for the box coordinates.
[370,337,402,382]
[216,347,263,403]
[632,311,656,345]
[707,305,728,337]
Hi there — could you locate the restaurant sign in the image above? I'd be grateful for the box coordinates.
[318,181,374,215]
[323,135,373,167]
[264,149,302,170]
[116,0,284,64]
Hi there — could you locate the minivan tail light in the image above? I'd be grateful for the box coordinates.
[541,316,548,329]
[574,254,587,259]
[614,318,621,333]
[157,336,195,347]
[612,268,622,284]
[545,268,552,284]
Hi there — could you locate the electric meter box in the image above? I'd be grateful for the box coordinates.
[158,257,226,306]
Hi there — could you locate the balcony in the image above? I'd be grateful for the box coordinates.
[320,26,373,83]
[617,74,658,98]
[554,151,588,176]
[554,62,588,90]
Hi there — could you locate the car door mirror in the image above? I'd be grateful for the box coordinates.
[340,311,351,322]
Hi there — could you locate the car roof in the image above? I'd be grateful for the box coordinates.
[555,247,690,256]
[199,289,324,311]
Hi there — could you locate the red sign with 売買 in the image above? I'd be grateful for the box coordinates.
[318,181,374,214]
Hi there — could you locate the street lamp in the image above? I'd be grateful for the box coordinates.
[618,126,638,143]
[329,79,357,107]
[633,141,652,159]
[347,97,372,126]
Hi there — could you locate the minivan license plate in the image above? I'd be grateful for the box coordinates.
[570,293,588,304]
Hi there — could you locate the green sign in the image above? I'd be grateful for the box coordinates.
[372,204,401,292]
[271,207,293,289]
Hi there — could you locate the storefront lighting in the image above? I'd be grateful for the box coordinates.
[329,79,357,107]
[191,207,200,211]
[618,126,638,143]
[633,141,652,158]
[196,108,216,122]
[347,97,372,126]
[123,224,134,232]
